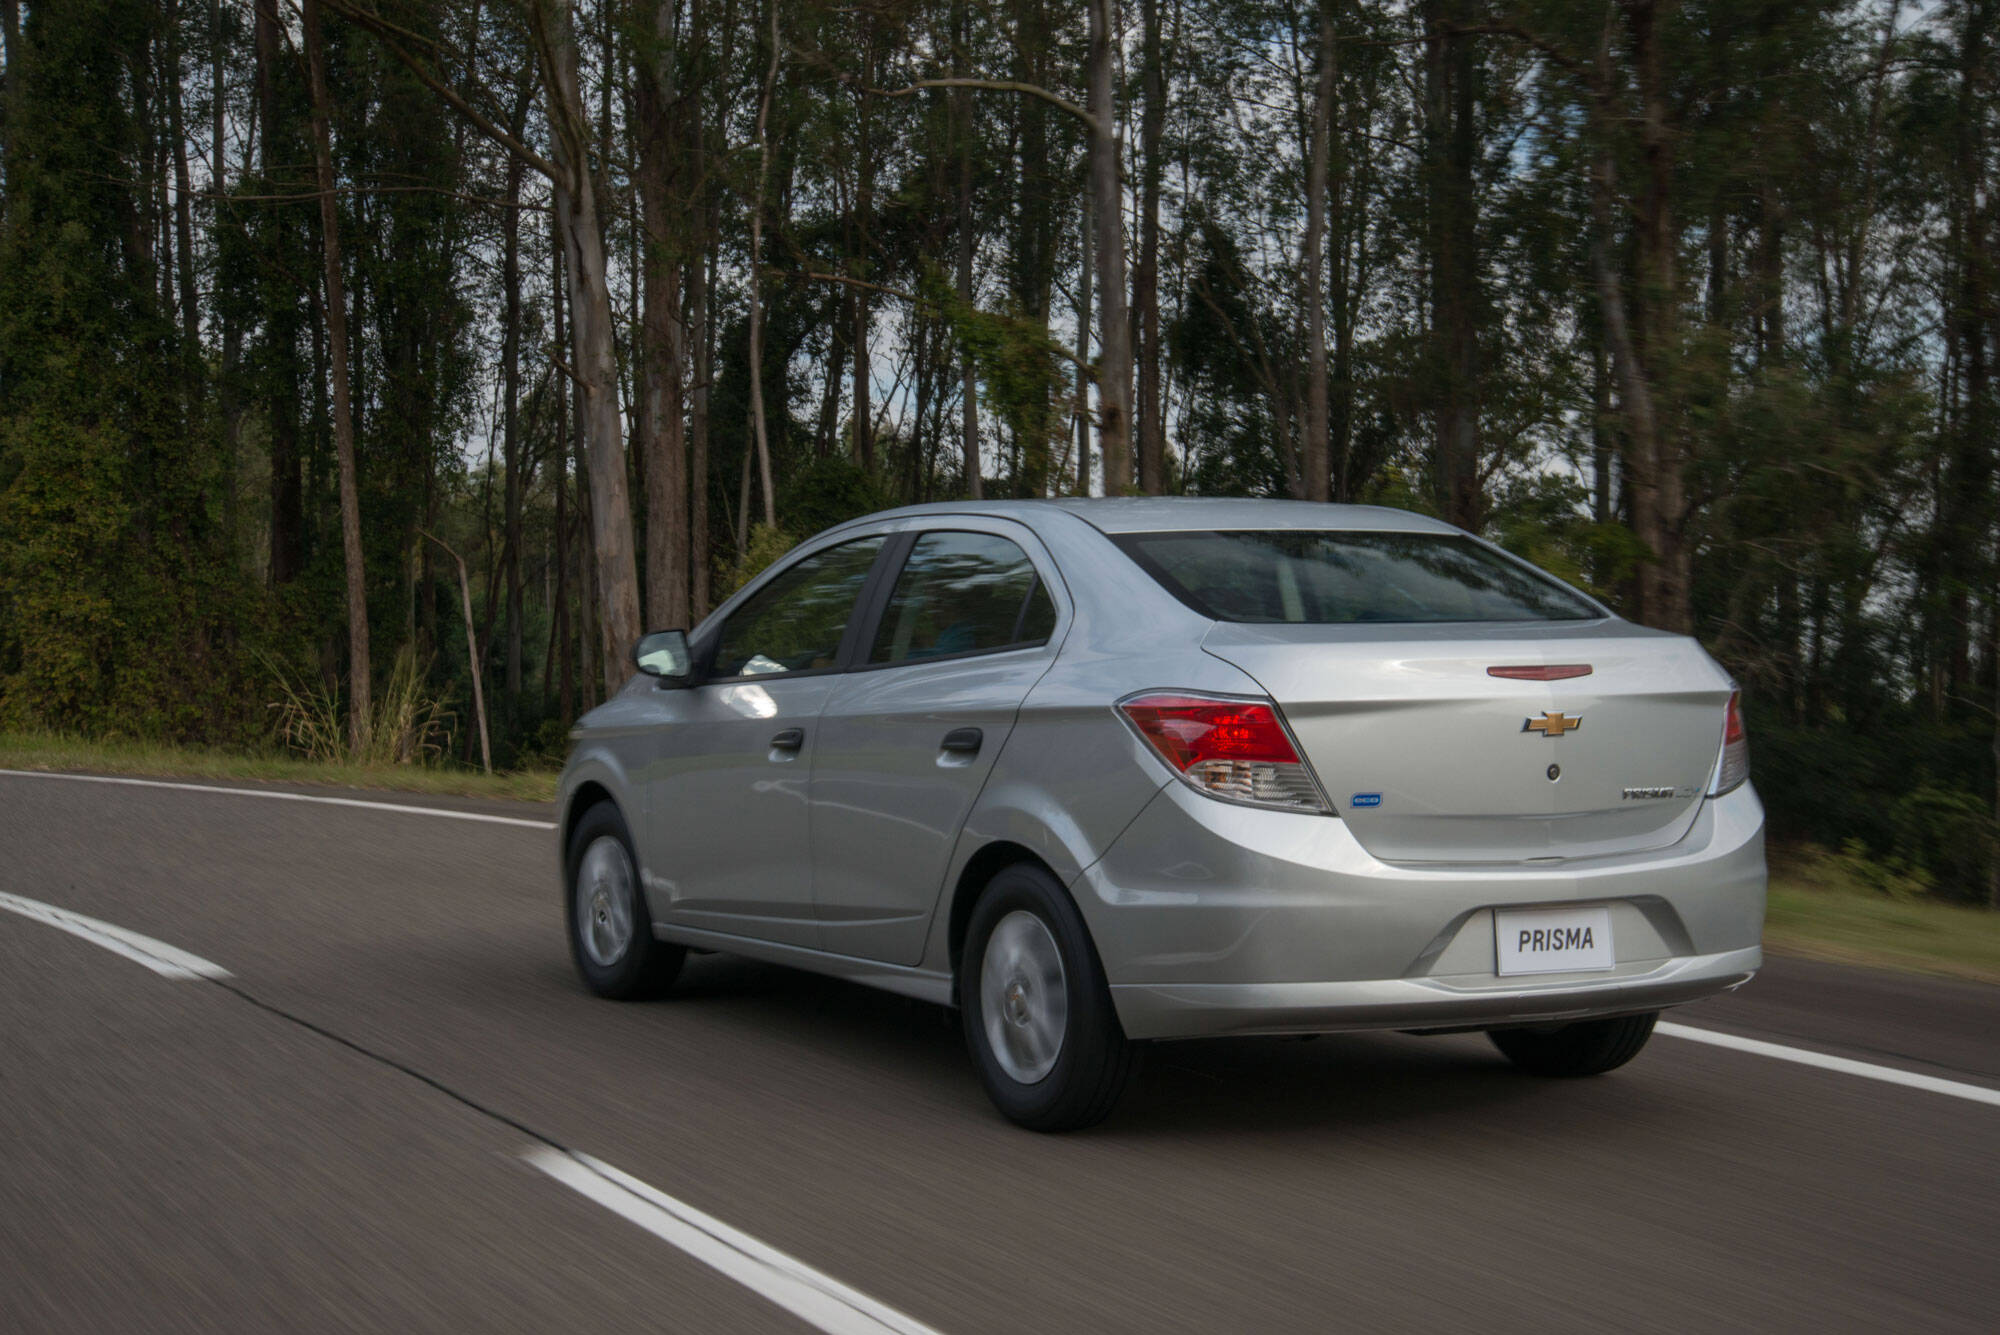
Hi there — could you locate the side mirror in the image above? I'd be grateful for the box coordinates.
[632,629,694,685]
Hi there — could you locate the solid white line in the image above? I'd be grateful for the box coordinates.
[0,889,232,981]
[524,1147,944,1335]
[0,769,555,830]
[1658,1022,2000,1109]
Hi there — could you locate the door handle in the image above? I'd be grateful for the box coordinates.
[939,727,983,755]
[770,728,805,751]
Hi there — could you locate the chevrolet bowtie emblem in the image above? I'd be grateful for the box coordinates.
[1523,711,1582,738]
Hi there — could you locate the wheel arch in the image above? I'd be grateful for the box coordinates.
[946,840,1064,977]
[561,779,620,856]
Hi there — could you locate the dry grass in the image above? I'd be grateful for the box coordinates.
[0,731,557,803]
[1766,844,2000,985]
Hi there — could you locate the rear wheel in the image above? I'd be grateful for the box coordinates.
[565,802,684,999]
[1488,1011,1658,1076]
[960,863,1135,1132]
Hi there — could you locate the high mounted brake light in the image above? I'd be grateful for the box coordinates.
[1118,693,1331,813]
[1710,691,1749,796]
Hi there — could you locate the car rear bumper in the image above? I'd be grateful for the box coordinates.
[1073,779,1767,1041]
[1110,945,1760,1039]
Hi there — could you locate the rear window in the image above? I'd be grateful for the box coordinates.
[1112,530,1601,624]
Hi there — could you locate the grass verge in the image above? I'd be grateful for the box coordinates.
[1766,844,2000,985]
[0,731,558,803]
[3,735,1995,984]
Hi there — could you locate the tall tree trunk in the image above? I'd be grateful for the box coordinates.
[553,209,576,722]
[1422,0,1482,530]
[1134,0,1166,494]
[211,0,243,546]
[532,0,644,693]
[634,0,690,630]
[1301,4,1335,504]
[1087,0,1133,492]
[1076,185,1093,495]
[953,0,981,498]
[166,0,199,358]
[0,0,19,209]
[255,0,303,584]
[690,222,713,617]
[303,0,371,752]
[851,26,876,471]
[500,82,530,704]
[743,0,779,528]
[1586,4,1689,634]
[686,0,714,618]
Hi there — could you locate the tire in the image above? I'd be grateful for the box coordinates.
[959,862,1135,1132]
[1488,1011,1659,1077]
[565,801,685,1000]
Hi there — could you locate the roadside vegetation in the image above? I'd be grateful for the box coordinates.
[1766,845,2000,987]
[0,732,557,803]
[2,9,1997,931]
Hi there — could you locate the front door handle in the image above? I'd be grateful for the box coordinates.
[770,728,805,751]
[940,727,983,755]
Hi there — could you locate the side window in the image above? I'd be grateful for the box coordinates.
[711,537,886,678]
[869,532,1057,666]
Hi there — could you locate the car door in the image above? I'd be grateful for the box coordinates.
[810,525,1066,964]
[641,534,890,950]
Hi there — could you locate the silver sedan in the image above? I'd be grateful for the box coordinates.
[559,499,1764,1130]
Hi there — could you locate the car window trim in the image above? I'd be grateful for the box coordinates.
[848,527,1062,674]
[694,533,900,685]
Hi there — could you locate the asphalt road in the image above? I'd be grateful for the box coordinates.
[2,771,1995,1333]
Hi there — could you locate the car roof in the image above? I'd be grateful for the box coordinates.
[852,497,1462,536]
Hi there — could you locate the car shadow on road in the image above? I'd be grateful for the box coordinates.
[658,952,1561,1137]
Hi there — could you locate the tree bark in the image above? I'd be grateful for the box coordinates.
[1087,0,1133,492]
[532,0,645,693]
[633,0,690,630]
[744,0,780,528]
[499,79,531,704]
[952,0,982,498]
[1134,0,1166,494]
[1422,0,1482,530]
[255,0,303,585]
[211,0,243,546]
[166,0,200,358]
[1301,4,1335,504]
[303,0,372,753]
[1076,185,1093,495]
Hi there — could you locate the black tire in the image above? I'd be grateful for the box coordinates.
[1488,1011,1659,1076]
[565,801,685,1000]
[959,862,1136,1132]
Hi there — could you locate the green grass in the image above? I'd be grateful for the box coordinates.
[1766,845,2000,985]
[0,731,559,803]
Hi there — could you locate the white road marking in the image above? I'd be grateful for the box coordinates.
[0,769,555,829]
[524,1147,944,1335]
[0,889,232,981]
[1658,1022,2000,1109]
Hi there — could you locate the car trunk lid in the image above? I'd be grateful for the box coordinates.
[1202,620,1730,863]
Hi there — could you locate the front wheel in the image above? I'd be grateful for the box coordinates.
[960,863,1135,1132]
[565,802,684,999]
[1488,1011,1658,1076]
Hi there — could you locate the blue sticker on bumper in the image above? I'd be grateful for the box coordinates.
[1349,793,1382,808]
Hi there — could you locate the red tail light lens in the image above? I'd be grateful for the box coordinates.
[1711,691,1749,795]
[1119,693,1329,813]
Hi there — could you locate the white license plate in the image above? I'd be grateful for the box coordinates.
[1494,906,1614,976]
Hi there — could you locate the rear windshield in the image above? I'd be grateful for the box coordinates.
[1112,530,1602,624]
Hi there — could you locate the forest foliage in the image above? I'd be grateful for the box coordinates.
[0,0,1996,902]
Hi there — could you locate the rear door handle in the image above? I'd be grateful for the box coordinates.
[770,728,805,751]
[939,727,983,755]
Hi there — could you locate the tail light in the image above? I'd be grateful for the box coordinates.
[1118,692,1330,813]
[1710,691,1749,796]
